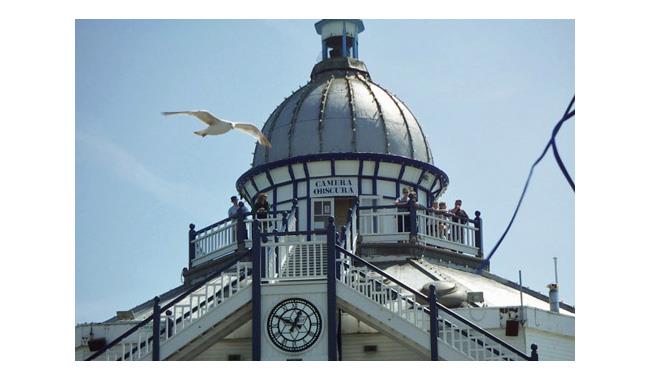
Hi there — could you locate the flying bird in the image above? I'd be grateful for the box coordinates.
[162,110,272,148]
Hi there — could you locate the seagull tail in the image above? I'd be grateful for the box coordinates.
[194,131,206,137]
[260,134,272,148]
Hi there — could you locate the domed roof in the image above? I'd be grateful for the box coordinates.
[252,57,433,166]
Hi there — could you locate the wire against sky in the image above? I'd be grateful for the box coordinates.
[477,96,575,273]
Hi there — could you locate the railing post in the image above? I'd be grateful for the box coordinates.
[530,343,539,361]
[292,198,299,231]
[327,216,338,361]
[474,211,483,258]
[281,211,288,231]
[252,219,262,361]
[340,225,347,250]
[188,224,196,268]
[236,203,246,245]
[428,285,439,361]
[408,199,417,241]
[152,296,161,361]
[273,228,279,277]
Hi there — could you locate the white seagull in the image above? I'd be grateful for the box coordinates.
[162,110,272,147]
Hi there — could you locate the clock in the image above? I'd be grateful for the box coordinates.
[267,298,322,352]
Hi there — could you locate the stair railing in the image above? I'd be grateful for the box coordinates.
[333,243,532,361]
[84,249,252,361]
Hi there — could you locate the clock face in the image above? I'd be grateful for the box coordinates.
[267,298,322,352]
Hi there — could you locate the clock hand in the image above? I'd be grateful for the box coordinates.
[276,316,294,325]
[290,311,302,332]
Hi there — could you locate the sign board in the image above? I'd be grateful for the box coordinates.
[310,177,357,198]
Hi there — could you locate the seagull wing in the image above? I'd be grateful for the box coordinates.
[233,123,272,148]
[162,110,223,126]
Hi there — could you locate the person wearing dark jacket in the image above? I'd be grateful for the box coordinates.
[449,199,469,244]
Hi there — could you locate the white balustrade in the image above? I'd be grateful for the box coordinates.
[358,207,480,256]
[100,260,252,361]
[262,235,327,281]
[336,254,526,361]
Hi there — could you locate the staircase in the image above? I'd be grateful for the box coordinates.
[83,217,531,361]
[84,253,253,361]
[334,245,531,361]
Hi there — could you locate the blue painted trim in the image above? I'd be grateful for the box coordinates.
[304,162,312,240]
[273,187,277,214]
[416,169,426,187]
[358,159,364,195]
[236,153,449,194]
[373,160,379,195]
[430,176,440,193]
[265,170,274,187]
[287,164,298,200]
[396,164,406,196]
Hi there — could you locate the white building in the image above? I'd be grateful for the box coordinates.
[76,19,574,361]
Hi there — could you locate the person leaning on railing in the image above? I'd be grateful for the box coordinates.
[253,192,271,232]
[449,199,469,244]
[395,187,411,234]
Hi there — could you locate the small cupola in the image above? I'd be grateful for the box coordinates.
[315,19,365,60]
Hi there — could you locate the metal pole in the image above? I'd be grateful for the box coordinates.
[474,211,483,258]
[428,285,438,361]
[188,224,196,268]
[152,296,160,361]
[327,217,338,361]
[553,257,558,284]
[252,220,262,361]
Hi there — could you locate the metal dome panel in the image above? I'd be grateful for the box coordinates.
[253,58,435,166]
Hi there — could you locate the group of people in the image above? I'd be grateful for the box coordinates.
[228,193,269,220]
[395,187,470,243]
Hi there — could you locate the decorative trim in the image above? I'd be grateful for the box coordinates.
[386,91,415,158]
[288,81,318,158]
[319,76,335,153]
[356,73,389,153]
[391,93,433,164]
[263,87,300,163]
[344,74,357,150]
[237,152,449,194]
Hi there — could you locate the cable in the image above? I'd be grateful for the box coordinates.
[477,96,575,273]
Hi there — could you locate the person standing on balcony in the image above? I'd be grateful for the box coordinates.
[228,196,240,219]
[253,193,271,233]
[438,202,449,239]
[449,199,469,244]
[395,187,411,234]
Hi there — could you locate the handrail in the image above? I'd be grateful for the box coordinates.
[85,249,252,361]
[334,244,531,360]
[359,204,479,226]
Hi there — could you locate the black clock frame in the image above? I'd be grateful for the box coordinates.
[266,298,323,353]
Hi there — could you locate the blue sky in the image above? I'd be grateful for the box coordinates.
[75,19,574,323]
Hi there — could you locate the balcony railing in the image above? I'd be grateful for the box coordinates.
[189,200,299,268]
[358,201,483,258]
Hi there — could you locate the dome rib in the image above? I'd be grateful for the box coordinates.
[344,73,357,151]
[384,88,415,159]
[318,75,335,153]
[355,72,389,154]
[263,87,303,163]
[391,93,432,163]
[287,81,318,158]
[253,59,434,166]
